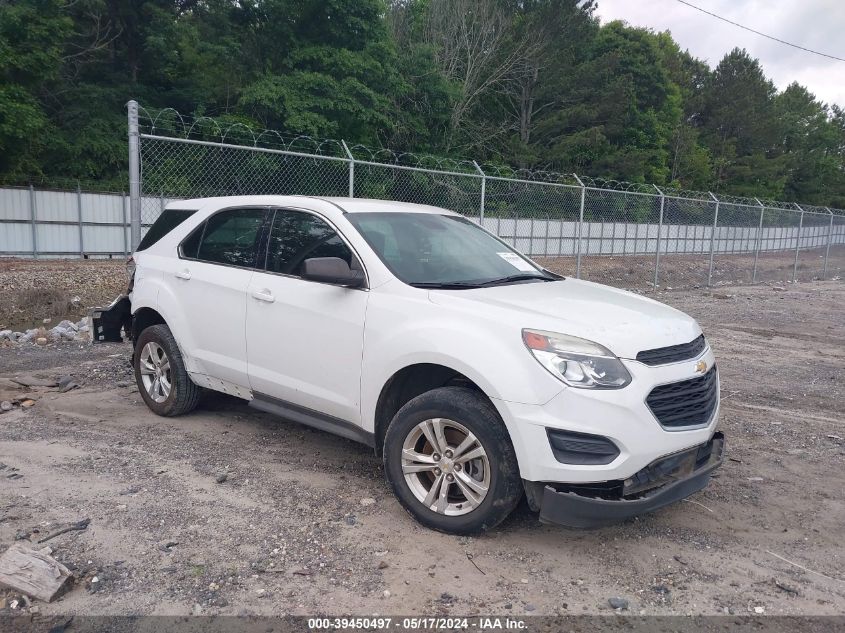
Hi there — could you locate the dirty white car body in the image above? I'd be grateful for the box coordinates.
[92,196,723,532]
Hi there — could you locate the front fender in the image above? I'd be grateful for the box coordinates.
[360,296,564,432]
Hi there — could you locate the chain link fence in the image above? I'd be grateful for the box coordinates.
[130,102,845,289]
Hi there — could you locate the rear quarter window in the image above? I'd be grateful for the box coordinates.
[137,209,197,251]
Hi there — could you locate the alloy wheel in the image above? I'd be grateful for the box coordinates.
[139,341,172,403]
[401,418,490,516]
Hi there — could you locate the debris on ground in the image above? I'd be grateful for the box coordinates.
[35,518,91,544]
[0,543,73,602]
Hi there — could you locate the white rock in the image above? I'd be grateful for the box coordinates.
[58,319,78,331]
[360,497,376,506]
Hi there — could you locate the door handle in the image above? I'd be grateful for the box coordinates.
[251,289,275,303]
[175,269,192,280]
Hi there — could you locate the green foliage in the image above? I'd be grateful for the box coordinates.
[0,0,842,205]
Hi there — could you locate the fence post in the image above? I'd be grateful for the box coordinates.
[653,184,665,288]
[707,192,719,286]
[823,207,834,280]
[473,161,485,223]
[573,173,585,278]
[127,100,142,250]
[77,182,84,258]
[122,192,129,257]
[752,198,765,283]
[792,203,804,282]
[29,184,38,258]
[341,140,354,197]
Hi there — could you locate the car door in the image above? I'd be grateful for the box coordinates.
[246,208,369,425]
[171,206,268,388]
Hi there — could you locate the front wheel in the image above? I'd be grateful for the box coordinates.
[134,324,201,417]
[383,387,522,534]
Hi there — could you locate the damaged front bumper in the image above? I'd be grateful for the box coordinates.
[537,432,725,528]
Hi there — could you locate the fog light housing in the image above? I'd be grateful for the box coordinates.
[546,428,620,465]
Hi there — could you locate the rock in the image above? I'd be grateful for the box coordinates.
[11,376,58,388]
[524,603,536,612]
[20,400,36,408]
[42,318,51,324]
[504,603,512,610]
[771,286,786,291]
[36,337,48,346]
[753,606,765,614]
[19,330,37,344]
[383,590,391,598]
[608,597,629,610]
[747,477,764,482]
[360,497,376,506]
[216,472,228,484]
[116,381,130,388]
[378,560,388,570]
[344,515,356,526]
[58,320,78,332]
[1,401,12,412]
[58,376,74,390]
[0,330,12,341]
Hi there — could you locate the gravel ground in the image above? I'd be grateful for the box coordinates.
[0,272,843,618]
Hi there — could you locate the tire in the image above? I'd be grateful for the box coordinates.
[383,386,523,534]
[134,324,201,417]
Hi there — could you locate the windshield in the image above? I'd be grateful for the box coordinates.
[346,212,555,288]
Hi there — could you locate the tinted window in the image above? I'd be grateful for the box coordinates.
[265,210,353,276]
[194,208,266,267]
[137,209,196,252]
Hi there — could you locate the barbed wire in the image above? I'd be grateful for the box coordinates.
[135,106,845,215]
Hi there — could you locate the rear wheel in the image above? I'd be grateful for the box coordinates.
[384,387,522,534]
[134,324,201,417]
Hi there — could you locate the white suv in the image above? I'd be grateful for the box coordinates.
[92,196,723,533]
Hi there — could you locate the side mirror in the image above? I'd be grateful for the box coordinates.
[302,257,365,288]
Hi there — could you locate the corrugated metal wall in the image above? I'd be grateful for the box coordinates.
[1,186,842,259]
[0,187,132,258]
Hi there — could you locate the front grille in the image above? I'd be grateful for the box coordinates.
[646,366,719,429]
[636,334,706,366]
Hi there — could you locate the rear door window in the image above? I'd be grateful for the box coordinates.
[137,209,197,251]
[187,208,267,268]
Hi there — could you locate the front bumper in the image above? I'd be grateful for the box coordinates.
[538,432,724,528]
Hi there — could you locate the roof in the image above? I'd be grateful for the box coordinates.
[168,195,458,216]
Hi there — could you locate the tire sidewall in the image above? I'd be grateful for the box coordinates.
[384,388,520,534]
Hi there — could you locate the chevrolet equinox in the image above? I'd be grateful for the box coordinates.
[92,196,724,533]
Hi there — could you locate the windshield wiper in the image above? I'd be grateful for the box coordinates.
[477,274,556,286]
[409,281,484,289]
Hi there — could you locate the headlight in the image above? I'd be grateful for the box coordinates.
[522,329,631,389]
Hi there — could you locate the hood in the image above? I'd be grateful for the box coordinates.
[428,278,701,360]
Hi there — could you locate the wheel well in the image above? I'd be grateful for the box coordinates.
[373,363,487,456]
[131,307,166,345]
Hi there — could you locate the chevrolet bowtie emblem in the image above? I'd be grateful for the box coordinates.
[695,360,708,374]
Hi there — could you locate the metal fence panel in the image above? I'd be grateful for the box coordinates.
[351,161,482,218]
[139,136,351,233]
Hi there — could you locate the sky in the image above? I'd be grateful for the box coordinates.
[592,0,845,108]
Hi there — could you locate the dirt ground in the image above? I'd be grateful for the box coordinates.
[0,269,843,618]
